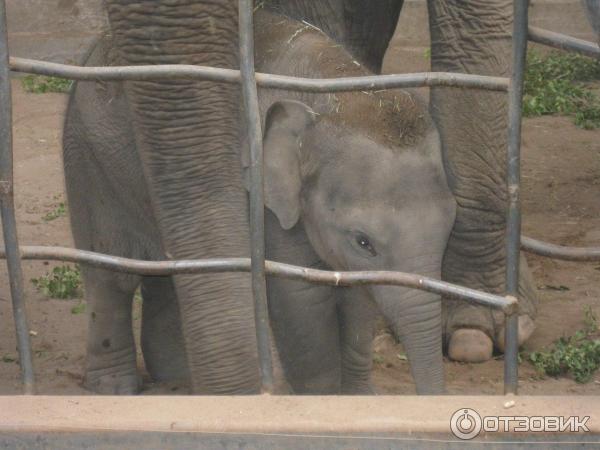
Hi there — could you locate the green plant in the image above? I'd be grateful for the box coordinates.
[21,75,73,94]
[71,301,86,315]
[42,202,66,221]
[372,354,385,365]
[584,306,599,335]
[575,102,600,129]
[1,355,16,363]
[523,50,600,128]
[528,308,600,383]
[31,265,82,299]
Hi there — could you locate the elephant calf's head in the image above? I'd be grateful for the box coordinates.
[257,91,456,277]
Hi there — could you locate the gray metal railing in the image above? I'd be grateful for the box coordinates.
[1,0,599,396]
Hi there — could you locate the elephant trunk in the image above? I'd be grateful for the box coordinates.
[105,1,261,393]
[374,287,444,394]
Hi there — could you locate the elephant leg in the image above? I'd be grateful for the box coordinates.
[83,267,141,394]
[337,287,377,394]
[427,0,538,362]
[445,255,537,362]
[141,276,188,386]
[265,209,341,393]
[268,278,341,394]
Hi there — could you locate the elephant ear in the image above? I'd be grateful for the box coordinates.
[243,100,316,230]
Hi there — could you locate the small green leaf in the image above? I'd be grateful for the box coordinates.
[42,202,66,221]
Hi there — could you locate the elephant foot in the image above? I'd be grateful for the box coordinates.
[84,370,141,395]
[495,315,536,353]
[448,329,493,363]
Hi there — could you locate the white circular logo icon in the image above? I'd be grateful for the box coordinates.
[450,408,482,440]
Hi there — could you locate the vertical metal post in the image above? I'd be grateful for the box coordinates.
[238,0,274,393]
[504,0,529,395]
[0,0,35,394]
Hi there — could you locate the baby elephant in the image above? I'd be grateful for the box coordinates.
[249,11,457,394]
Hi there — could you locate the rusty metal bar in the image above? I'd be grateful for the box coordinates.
[0,0,34,394]
[239,0,274,394]
[0,245,517,314]
[504,0,529,396]
[528,26,600,58]
[521,236,600,261]
[8,57,510,92]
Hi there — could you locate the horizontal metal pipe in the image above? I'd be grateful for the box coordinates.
[521,236,600,261]
[9,57,510,92]
[2,245,517,314]
[528,26,600,58]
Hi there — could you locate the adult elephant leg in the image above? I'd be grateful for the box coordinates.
[141,276,188,386]
[428,0,537,362]
[105,1,260,393]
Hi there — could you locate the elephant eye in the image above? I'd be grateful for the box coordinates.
[355,233,377,257]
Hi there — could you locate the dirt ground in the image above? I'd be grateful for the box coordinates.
[0,69,599,396]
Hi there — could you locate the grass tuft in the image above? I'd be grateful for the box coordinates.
[528,307,600,383]
[21,75,73,94]
[42,202,66,221]
[523,50,600,129]
[31,265,82,299]
[71,301,86,315]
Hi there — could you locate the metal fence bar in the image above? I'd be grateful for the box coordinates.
[8,57,510,93]
[0,245,517,314]
[0,0,34,395]
[521,236,600,261]
[239,0,273,394]
[504,0,529,396]
[528,26,600,58]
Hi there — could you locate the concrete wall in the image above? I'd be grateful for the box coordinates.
[5,0,598,68]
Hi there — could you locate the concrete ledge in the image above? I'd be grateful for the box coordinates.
[1,396,599,449]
